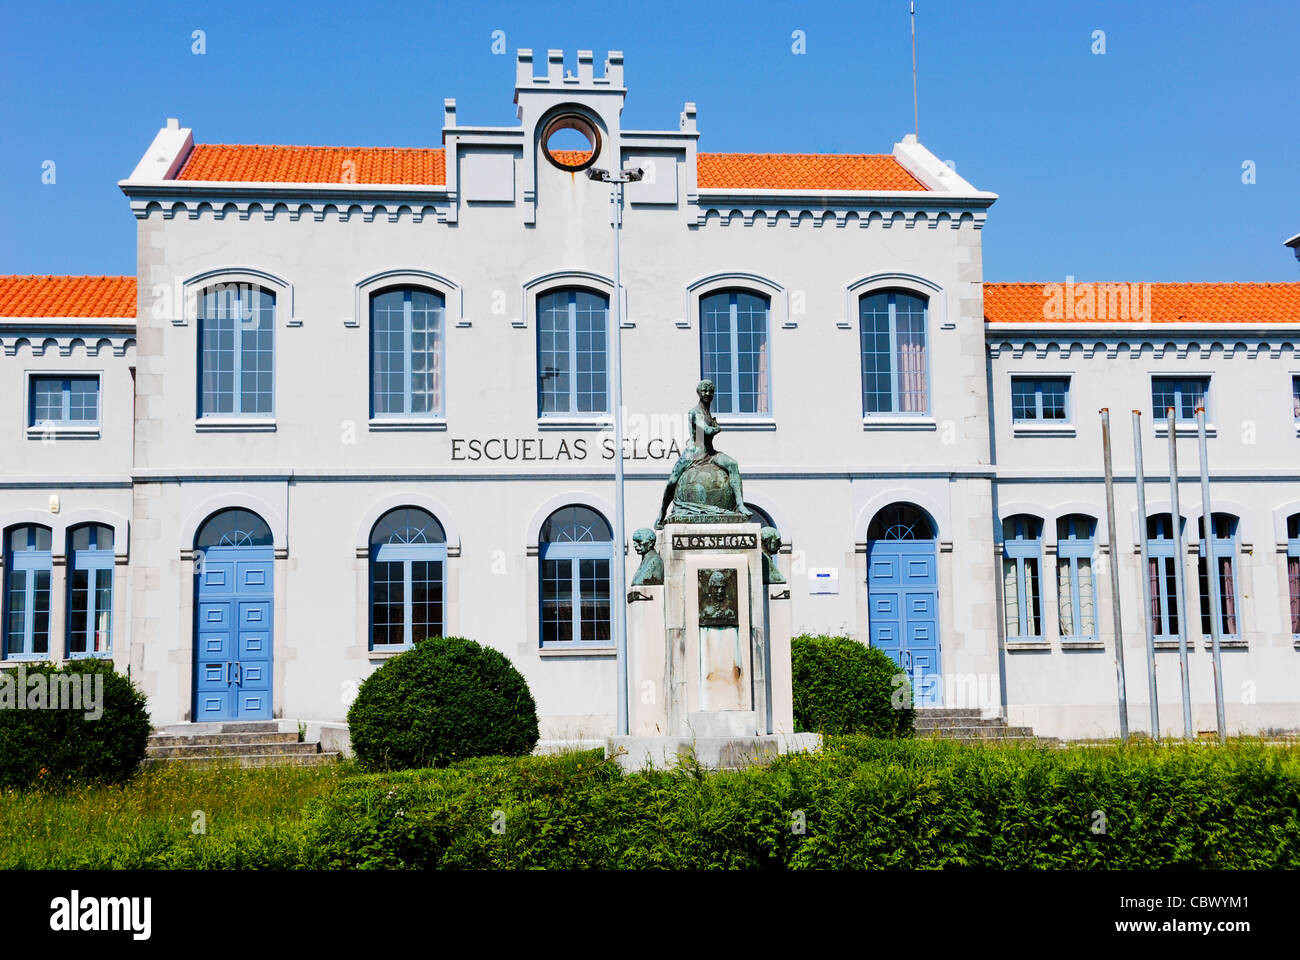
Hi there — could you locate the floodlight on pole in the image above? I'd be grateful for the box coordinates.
[588,164,643,737]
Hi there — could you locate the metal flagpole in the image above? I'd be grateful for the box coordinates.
[1196,406,1228,743]
[1100,409,1129,741]
[1166,406,1194,740]
[1132,410,1159,740]
[910,2,919,139]
[589,164,643,737]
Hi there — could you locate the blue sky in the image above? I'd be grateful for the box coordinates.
[1,0,1297,281]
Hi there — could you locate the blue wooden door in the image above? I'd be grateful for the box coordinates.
[194,546,274,721]
[868,540,942,705]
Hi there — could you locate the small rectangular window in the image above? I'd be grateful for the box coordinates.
[1151,376,1209,423]
[1011,378,1070,422]
[1292,376,1299,421]
[29,376,100,427]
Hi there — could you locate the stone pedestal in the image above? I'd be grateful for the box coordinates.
[609,522,815,770]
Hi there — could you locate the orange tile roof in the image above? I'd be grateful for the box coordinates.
[177,144,447,185]
[0,275,136,318]
[985,282,1300,325]
[697,153,927,191]
[171,144,927,191]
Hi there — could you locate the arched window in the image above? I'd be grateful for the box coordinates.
[1145,514,1185,639]
[867,504,934,541]
[1287,514,1299,635]
[195,509,273,549]
[68,524,114,656]
[1002,515,1043,640]
[3,525,53,659]
[370,508,446,651]
[539,505,612,646]
[197,284,275,417]
[371,286,445,417]
[860,290,928,415]
[537,289,608,416]
[1197,514,1239,637]
[1056,515,1097,640]
[700,291,770,415]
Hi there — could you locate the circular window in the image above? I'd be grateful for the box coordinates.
[541,113,601,172]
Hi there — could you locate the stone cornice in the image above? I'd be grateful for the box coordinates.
[987,329,1299,360]
[690,197,991,229]
[119,180,453,223]
[0,320,135,357]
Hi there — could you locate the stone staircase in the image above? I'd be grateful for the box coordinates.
[914,708,1056,745]
[146,721,341,768]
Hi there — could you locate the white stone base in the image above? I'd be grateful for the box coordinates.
[605,732,821,772]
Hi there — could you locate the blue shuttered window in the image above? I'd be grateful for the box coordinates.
[538,289,608,416]
[700,291,770,414]
[198,285,274,417]
[1002,515,1043,639]
[371,287,445,417]
[1146,515,1184,639]
[68,524,114,656]
[539,506,612,646]
[369,508,446,651]
[1197,514,1240,638]
[3,526,53,659]
[860,291,928,415]
[1056,515,1097,639]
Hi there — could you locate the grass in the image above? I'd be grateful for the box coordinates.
[0,760,355,869]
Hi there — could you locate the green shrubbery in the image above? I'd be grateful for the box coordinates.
[0,659,151,790]
[347,635,540,771]
[300,739,1300,869]
[791,633,914,737]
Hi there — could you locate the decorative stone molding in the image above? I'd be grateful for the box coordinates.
[127,192,452,224]
[692,202,987,232]
[988,336,1298,360]
[0,325,135,358]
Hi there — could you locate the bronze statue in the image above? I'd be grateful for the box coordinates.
[760,526,786,584]
[656,379,751,528]
[630,527,664,586]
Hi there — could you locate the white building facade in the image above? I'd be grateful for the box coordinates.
[2,50,1297,740]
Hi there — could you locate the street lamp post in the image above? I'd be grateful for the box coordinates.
[587,164,643,737]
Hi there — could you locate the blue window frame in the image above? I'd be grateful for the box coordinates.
[369,508,446,651]
[538,289,608,416]
[195,509,274,549]
[1287,514,1299,636]
[1145,514,1185,639]
[1292,376,1299,421]
[1001,515,1043,639]
[198,284,274,417]
[1151,377,1209,424]
[700,291,770,415]
[539,506,612,646]
[68,524,114,657]
[1056,515,1097,639]
[29,375,99,427]
[860,290,928,415]
[1011,377,1069,422]
[3,525,53,659]
[1197,514,1240,638]
[371,287,445,417]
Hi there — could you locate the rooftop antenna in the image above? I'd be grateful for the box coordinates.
[911,1,920,138]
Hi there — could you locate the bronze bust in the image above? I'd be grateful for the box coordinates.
[630,527,664,586]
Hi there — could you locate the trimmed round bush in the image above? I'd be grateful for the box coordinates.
[347,635,540,771]
[0,659,151,790]
[791,634,914,737]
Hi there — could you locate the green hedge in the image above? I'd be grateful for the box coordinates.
[299,739,1300,869]
[791,634,914,737]
[0,659,151,790]
[347,635,540,771]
